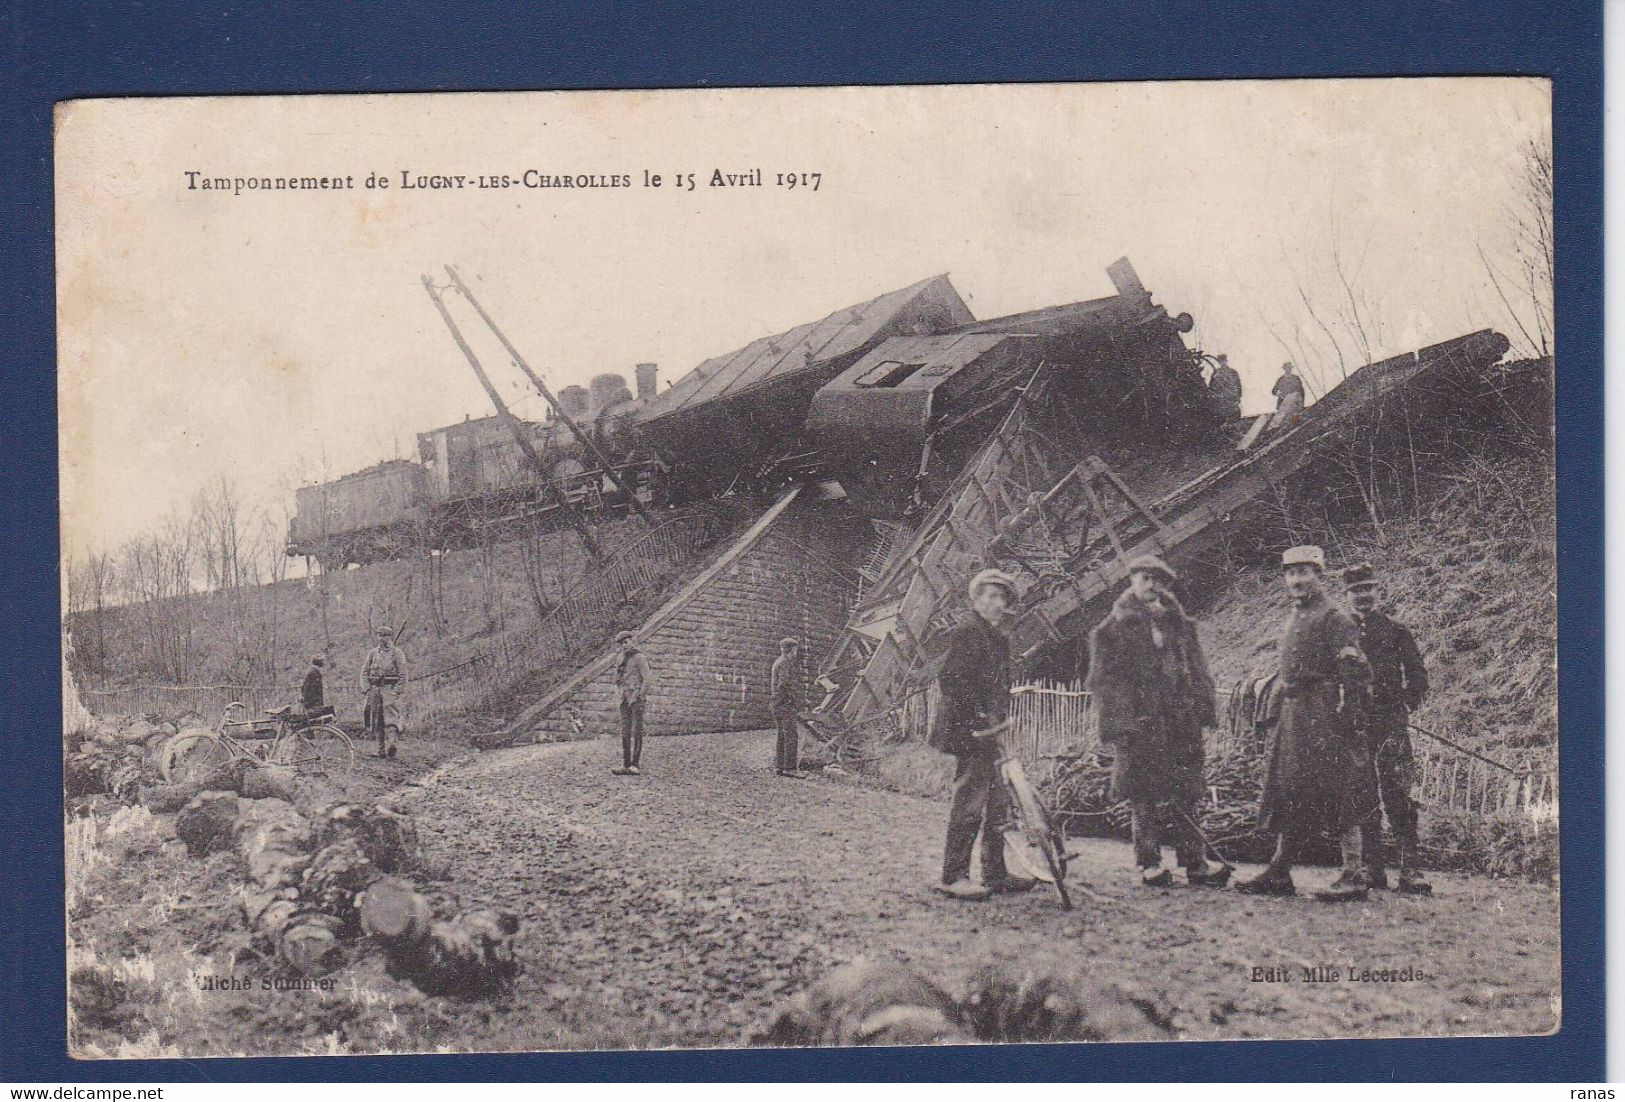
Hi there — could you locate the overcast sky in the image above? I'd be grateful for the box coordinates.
[57,79,1550,563]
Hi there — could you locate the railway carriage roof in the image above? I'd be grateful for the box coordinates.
[633,274,968,428]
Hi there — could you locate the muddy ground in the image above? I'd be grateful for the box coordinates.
[68,728,1559,1058]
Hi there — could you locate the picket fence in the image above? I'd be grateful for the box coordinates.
[826,679,1557,824]
[79,506,732,731]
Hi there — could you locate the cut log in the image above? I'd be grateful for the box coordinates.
[175,792,241,856]
[140,780,205,814]
[278,909,346,976]
[240,763,298,802]
[302,839,378,936]
[359,875,432,944]
[233,797,313,889]
[360,877,518,997]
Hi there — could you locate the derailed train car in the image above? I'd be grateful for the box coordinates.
[286,367,662,567]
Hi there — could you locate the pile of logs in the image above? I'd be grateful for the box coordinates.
[175,793,519,997]
[65,715,180,808]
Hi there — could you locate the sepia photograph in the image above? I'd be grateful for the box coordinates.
[55,79,1558,1059]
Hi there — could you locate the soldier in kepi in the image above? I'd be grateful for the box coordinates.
[1344,562,1433,894]
[1085,555,1230,889]
[1237,545,1375,902]
[360,627,407,759]
[928,569,1036,901]
[771,636,807,779]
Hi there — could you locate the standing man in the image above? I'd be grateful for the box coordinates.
[302,655,326,711]
[928,569,1035,901]
[1086,555,1229,888]
[613,630,653,776]
[1236,546,1374,902]
[771,637,806,778]
[1207,354,1243,426]
[360,627,407,759]
[1344,563,1433,894]
[1269,361,1306,432]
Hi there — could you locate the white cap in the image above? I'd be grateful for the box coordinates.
[1281,545,1326,570]
[968,568,1018,601]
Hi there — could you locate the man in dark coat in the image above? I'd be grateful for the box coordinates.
[1237,545,1375,901]
[771,636,806,778]
[1269,361,1306,433]
[1085,555,1229,888]
[301,656,326,712]
[929,569,1035,901]
[1345,563,1433,894]
[612,631,654,776]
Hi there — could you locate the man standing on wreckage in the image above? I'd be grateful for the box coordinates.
[1236,545,1376,902]
[1085,554,1231,889]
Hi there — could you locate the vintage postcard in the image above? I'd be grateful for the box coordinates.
[57,80,1557,1058]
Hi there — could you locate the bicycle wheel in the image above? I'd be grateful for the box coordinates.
[1003,759,1073,910]
[161,732,234,786]
[275,724,356,781]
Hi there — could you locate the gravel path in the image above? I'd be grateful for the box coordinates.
[394,729,1560,1050]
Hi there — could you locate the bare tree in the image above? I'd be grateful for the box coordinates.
[1481,135,1554,359]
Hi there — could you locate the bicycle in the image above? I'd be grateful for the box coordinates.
[160,701,356,785]
[972,717,1074,910]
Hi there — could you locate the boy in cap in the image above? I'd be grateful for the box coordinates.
[613,630,653,775]
[771,637,806,778]
[928,568,1035,901]
[360,627,407,758]
[1086,554,1229,888]
[1237,545,1374,901]
[301,655,326,712]
[1344,563,1433,894]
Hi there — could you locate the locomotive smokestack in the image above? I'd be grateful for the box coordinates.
[636,363,659,400]
[559,385,590,418]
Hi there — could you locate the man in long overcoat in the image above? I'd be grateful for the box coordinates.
[1237,545,1375,901]
[1345,562,1433,894]
[928,568,1035,901]
[1085,555,1229,888]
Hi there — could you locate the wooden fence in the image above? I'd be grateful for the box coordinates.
[1004,680,1558,823]
[809,678,1556,825]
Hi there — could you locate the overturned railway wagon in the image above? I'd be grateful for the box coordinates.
[631,273,975,496]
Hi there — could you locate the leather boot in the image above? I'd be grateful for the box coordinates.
[1397,844,1432,894]
[1313,869,1370,903]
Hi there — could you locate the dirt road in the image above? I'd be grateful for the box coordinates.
[392,729,1559,1050]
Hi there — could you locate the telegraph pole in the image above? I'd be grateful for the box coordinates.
[444,265,653,523]
[421,275,602,559]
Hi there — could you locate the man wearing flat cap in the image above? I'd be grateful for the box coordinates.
[360,627,407,759]
[1237,545,1375,902]
[1344,563,1433,894]
[613,630,654,776]
[928,568,1035,901]
[1085,554,1228,888]
[771,636,806,778]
